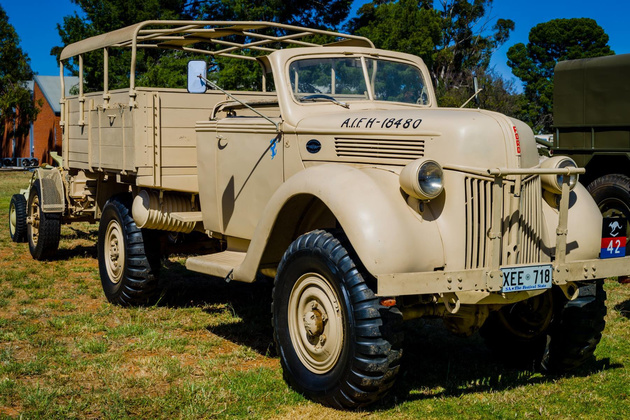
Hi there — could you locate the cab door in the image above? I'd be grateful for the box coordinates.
[213,117,283,239]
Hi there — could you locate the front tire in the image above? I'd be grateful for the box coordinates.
[481,281,607,373]
[98,195,162,306]
[27,179,61,260]
[272,230,403,409]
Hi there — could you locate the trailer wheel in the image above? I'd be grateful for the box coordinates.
[9,194,27,243]
[98,195,161,306]
[587,174,630,238]
[272,230,403,409]
[481,281,606,373]
[27,179,61,260]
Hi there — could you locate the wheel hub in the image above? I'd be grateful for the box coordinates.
[104,220,125,284]
[288,273,344,374]
[303,300,327,337]
[29,194,40,244]
[9,204,16,234]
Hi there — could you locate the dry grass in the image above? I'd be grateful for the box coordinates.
[0,170,629,419]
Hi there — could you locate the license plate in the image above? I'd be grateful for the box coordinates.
[501,264,553,293]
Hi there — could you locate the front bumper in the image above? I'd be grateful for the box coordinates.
[377,256,630,303]
[376,164,630,304]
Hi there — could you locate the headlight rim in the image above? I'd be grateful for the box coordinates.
[400,158,444,201]
[541,156,579,194]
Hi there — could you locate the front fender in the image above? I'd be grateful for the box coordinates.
[233,164,445,282]
[542,182,602,261]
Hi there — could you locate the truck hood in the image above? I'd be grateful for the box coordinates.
[294,107,538,170]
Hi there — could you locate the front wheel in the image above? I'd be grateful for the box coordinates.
[481,281,607,372]
[272,230,403,409]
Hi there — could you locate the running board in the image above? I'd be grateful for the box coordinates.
[186,250,246,280]
[170,211,203,223]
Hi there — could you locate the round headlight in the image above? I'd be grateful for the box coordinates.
[556,158,578,189]
[541,156,579,194]
[400,158,444,200]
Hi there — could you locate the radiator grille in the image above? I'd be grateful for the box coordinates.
[464,177,494,269]
[464,176,543,269]
[334,138,424,161]
[518,176,544,264]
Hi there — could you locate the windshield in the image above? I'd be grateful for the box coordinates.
[288,56,429,105]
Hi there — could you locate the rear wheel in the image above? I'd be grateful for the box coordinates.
[587,174,630,239]
[98,195,162,306]
[481,281,607,372]
[9,194,27,243]
[272,230,403,409]
[27,179,61,260]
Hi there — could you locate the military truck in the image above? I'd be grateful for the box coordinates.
[7,21,630,409]
[553,54,630,238]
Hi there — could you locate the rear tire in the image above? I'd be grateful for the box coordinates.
[272,230,403,409]
[98,195,162,306]
[27,179,61,260]
[481,281,607,373]
[587,174,630,239]
[9,194,27,243]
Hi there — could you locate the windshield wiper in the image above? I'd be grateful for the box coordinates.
[299,94,349,108]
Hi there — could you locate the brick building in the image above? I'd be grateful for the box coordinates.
[1,75,79,166]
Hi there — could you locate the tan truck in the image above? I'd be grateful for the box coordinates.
[7,21,630,409]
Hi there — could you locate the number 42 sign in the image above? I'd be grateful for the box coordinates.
[601,217,627,259]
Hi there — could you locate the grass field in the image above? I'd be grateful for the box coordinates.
[0,170,628,419]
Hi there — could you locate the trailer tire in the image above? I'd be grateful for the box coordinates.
[587,174,630,238]
[481,281,606,373]
[9,194,27,243]
[272,230,403,409]
[98,196,162,306]
[27,179,61,260]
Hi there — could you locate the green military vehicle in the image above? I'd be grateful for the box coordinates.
[7,21,630,409]
[553,54,630,238]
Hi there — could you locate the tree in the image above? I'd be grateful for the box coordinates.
[437,68,521,114]
[508,18,614,133]
[349,0,515,110]
[199,0,353,29]
[0,5,39,151]
[54,0,199,91]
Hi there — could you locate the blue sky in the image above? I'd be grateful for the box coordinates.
[3,0,629,91]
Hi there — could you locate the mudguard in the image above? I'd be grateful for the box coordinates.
[33,167,65,214]
[232,164,445,282]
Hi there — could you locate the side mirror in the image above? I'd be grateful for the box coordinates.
[187,60,207,93]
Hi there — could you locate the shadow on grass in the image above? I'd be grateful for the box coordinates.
[56,244,98,259]
[95,258,623,408]
[65,226,98,241]
[158,259,275,356]
[370,319,622,409]
[614,299,630,320]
